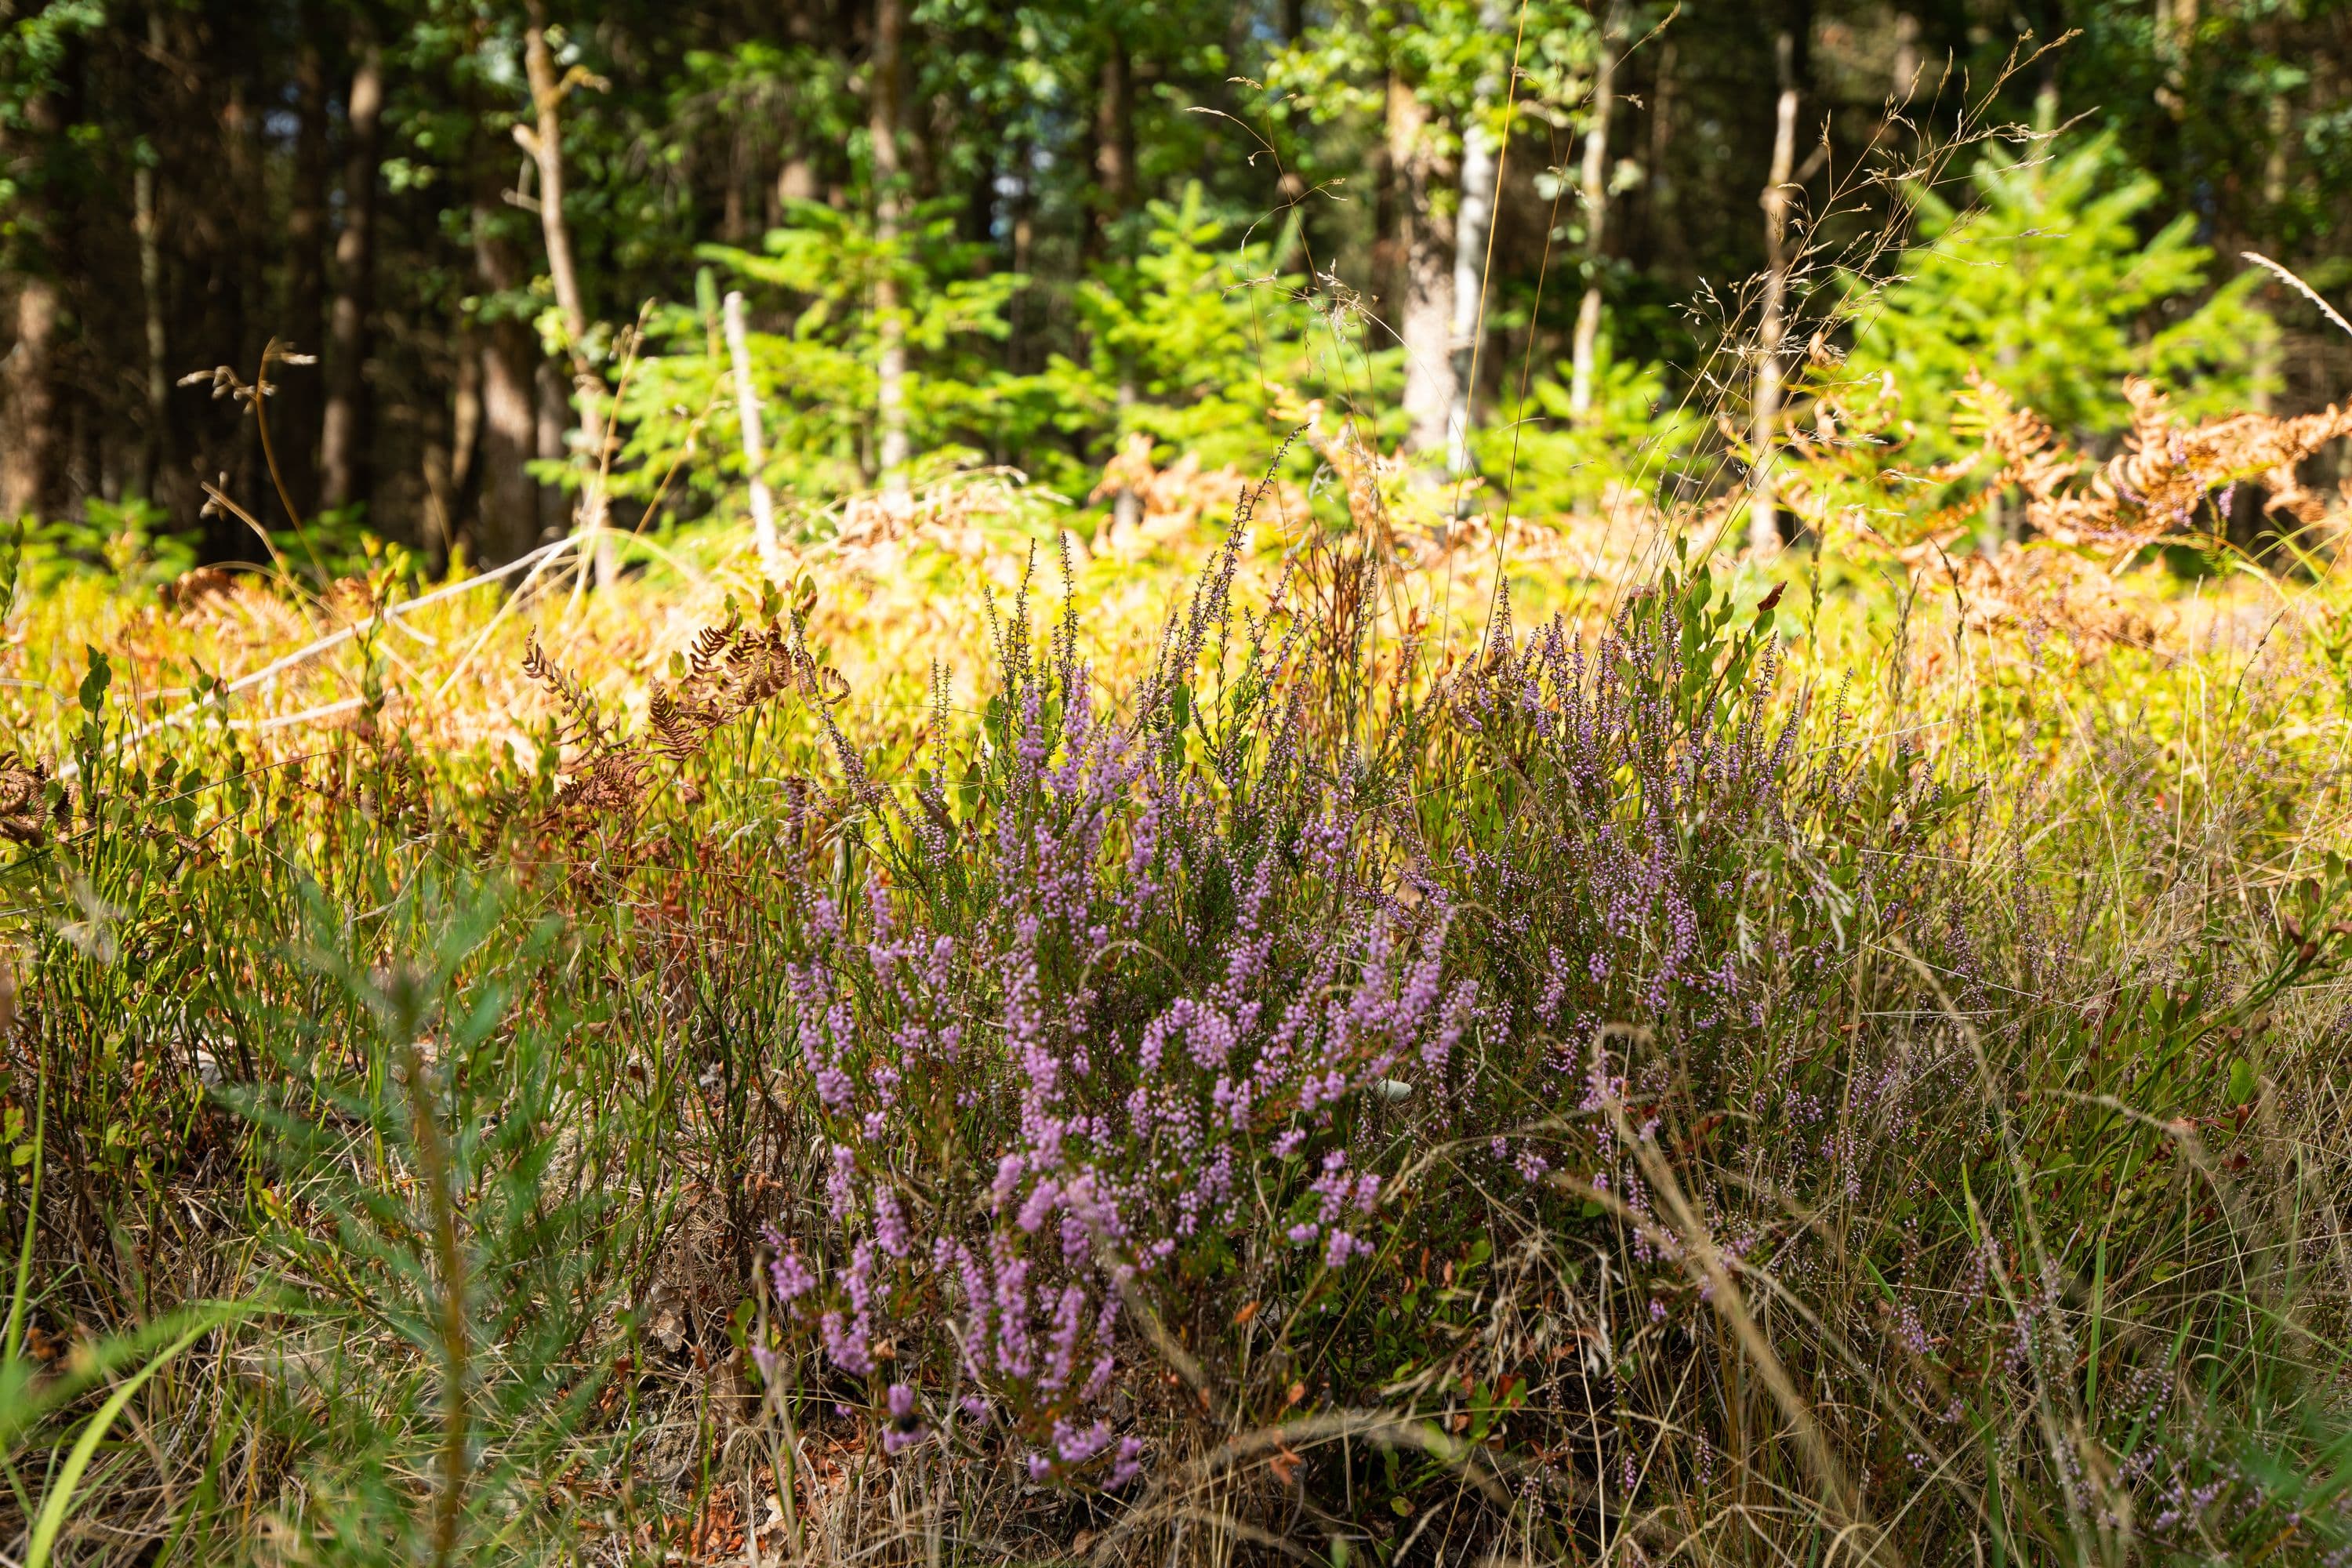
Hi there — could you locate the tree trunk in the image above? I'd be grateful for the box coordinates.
[477,324,541,565]
[1640,37,1679,278]
[521,8,615,580]
[1094,31,1135,245]
[1570,4,1623,421]
[279,6,331,517]
[1,87,63,524]
[724,289,782,575]
[1098,24,1143,532]
[1748,36,1800,557]
[321,35,383,514]
[444,327,484,571]
[218,71,265,554]
[133,9,172,503]
[2251,89,2289,415]
[1371,70,1400,327]
[135,159,169,500]
[871,0,912,506]
[536,359,572,542]
[779,151,818,207]
[1891,11,1921,103]
[1390,76,1454,464]
[2,278,63,524]
[472,196,541,565]
[1445,0,1507,482]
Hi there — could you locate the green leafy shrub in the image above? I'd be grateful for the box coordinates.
[1476,340,1704,516]
[1848,127,2277,463]
[615,201,1021,517]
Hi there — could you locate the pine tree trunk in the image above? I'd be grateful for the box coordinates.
[135,160,169,500]
[134,9,172,503]
[535,360,572,543]
[219,72,266,556]
[1446,0,1507,480]
[521,8,615,580]
[279,6,330,517]
[1094,32,1135,241]
[1641,38,1679,278]
[1098,26,1143,532]
[1570,4,1622,421]
[1371,71,1400,329]
[150,5,212,536]
[1389,77,1454,464]
[1748,38,1799,557]
[2,278,62,524]
[1,88,62,523]
[871,0,912,506]
[441,328,484,572]
[321,35,383,515]
[472,196,541,565]
[2251,89,2289,416]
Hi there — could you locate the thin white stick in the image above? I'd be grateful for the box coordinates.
[427,531,593,706]
[77,532,586,774]
[238,696,368,734]
[724,289,782,579]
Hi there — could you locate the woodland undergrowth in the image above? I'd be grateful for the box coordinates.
[3,496,2352,1567]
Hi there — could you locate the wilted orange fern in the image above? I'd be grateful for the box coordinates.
[507,602,852,846]
[1965,373,2352,549]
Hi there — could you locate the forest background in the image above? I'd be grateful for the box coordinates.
[4,0,2350,570]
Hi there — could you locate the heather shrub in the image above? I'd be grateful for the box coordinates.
[683,542,2352,1560]
[691,543,1470,1486]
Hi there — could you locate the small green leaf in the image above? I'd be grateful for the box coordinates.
[2227,1057,2257,1106]
[78,648,111,719]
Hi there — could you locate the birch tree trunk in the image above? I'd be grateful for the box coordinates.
[1390,76,1455,464]
[1445,0,1508,479]
[871,0,913,509]
[1748,38,1799,557]
[1570,3,1622,420]
[723,290,782,576]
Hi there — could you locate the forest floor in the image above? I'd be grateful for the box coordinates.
[5,466,2352,1566]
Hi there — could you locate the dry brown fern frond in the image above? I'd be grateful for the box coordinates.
[684,612,742,680]
[645,681,720,761]
[158,564,241,613]
[1904,541,2169,650]
[521,632,617,753]
[1962,373,2352,550]
[0,753,49,848]
[553,748,657,829]
[503,606,849,850]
